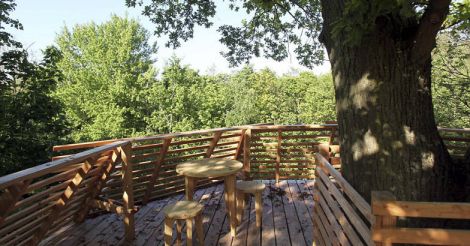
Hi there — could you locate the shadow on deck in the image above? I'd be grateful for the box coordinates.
[42,180,316,246]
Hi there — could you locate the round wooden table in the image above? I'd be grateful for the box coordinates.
[176,158,243,237]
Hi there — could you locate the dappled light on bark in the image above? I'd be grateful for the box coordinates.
[352,130,379,161]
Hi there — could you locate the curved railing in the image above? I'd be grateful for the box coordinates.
[0,141,134,245]
[0,123,468,245]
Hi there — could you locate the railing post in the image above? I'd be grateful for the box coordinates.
[371,191,397,246]
[243,129,252,180]
[120,142,135,242]
[276,130,282,184]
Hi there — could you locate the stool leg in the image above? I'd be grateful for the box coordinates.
[224,182,229,213]
[176,220,182,246]
[164,218,173,246]
[195,214,204,245]
[236,191,245,225]
[186,218,194,246]
[255,192,262,228]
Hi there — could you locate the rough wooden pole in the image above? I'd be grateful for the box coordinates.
[243,129,252,180]
[371,191,397,246]
[120,142,135,242]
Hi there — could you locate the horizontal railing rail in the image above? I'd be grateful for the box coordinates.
[372,191,470,245]
[52,124,273,155]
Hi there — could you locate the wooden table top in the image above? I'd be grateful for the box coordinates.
[176,158,243,178]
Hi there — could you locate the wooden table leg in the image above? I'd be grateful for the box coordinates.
[185,176,196,201]
[236,191,245,225]
[225,174,237,237]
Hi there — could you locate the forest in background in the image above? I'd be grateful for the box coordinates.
[1,12,469,175]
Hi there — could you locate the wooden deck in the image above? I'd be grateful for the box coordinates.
[42,180,316,246]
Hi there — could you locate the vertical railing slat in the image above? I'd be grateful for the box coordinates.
[120,142,135,242]
[243,129,252,180]
[276,130,282,183]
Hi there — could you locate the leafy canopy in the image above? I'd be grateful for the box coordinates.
[54,15,157,141]
[126,0,469,68]
[432,29,470,127]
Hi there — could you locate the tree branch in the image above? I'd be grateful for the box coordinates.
[411,0,451,64]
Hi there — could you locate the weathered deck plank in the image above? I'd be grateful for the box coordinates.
[279,180,307,246]
[246,192,261,246]
[271,181,292,245]
[287,180,314,245]
[260,180,276,246]
[44,181,316,246]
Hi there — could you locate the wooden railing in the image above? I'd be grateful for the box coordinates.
[52,126,256,204]
[313,153,373,246]
[1,123,468,245]
[314,153,470,246]
[438,127,470,160]
[243,124,339,182]
[0,141,135,245]
[372,192,470,245]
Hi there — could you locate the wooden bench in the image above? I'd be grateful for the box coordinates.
[163,201,204,246]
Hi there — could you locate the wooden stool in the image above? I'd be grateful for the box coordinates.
[163,201,204,246]
[235,180,266,227]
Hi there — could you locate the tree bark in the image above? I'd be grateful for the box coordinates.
[319,0,458,202]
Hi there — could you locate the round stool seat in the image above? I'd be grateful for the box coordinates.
[236,180,266,193]
[163,201,204,220]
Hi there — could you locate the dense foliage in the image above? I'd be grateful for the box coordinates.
[432,30,470,128]
[0,1,69,176]
[137,56,336,134]
[54,15,157,142]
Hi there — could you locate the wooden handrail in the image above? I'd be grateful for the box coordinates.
[372,199,470,219]
[52,124,468,155]
[372,228,470,245]
[0,140,130,189]
[372,190,470,246]
[0,140,134,245]
[52,123,273,152]
[437,127,470,133]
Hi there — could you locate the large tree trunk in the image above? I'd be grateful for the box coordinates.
[319,0,458,202]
